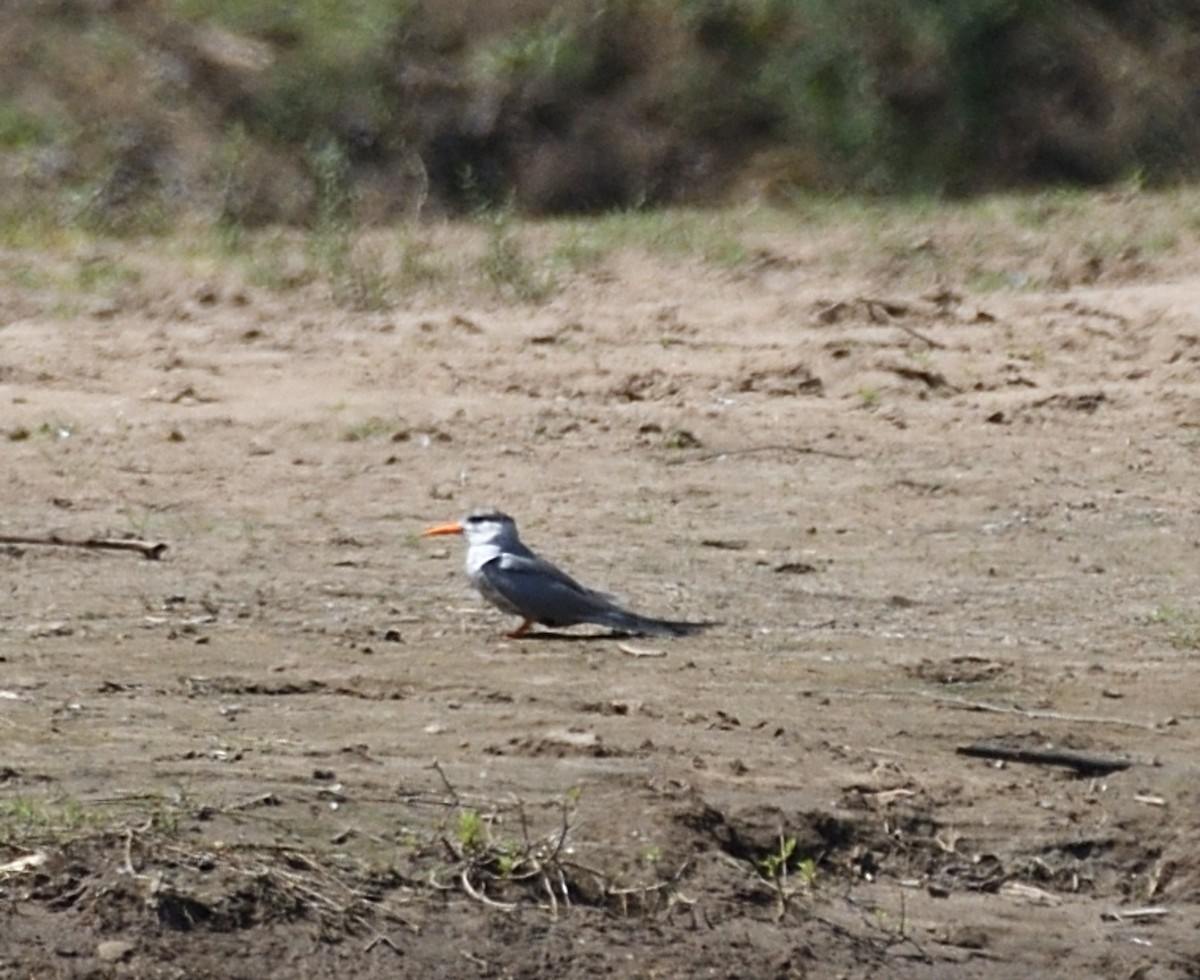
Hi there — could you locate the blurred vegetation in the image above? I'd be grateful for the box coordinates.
[1,0,1199,231]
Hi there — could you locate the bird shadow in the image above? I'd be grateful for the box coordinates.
[512,630,638,643]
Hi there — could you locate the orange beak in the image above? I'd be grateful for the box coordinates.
[421,521,464,537]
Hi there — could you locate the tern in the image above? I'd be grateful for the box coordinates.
[422,509,712,638]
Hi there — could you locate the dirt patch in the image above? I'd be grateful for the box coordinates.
[3,210,1200,976]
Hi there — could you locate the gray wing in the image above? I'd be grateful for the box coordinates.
[478,553,616,627]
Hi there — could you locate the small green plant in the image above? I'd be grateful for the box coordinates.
[0,100,57,149]
[1148,604,1180,624]
[237,231,312,292]
[211,122,260,234]
[758,835,797,881]
[394,229,448,291]
[455,809,486,853]
[494,841,523,877]
[308,140,353,273]
[757,835,819,919]
[473,23,582,84]
[796,855,818,890]
[580,208,752,267]
[0,795,101,845]
[335,242,392,310]
[1148,605,1200,651]
[305,141,393,310]
[1178,425,1200,450]
[968,267,1021,292]
[858,386,880,408]
[423,770,682,919]
[664,429,702,450]
[342,415,399,442]
[73,256,141,293]
[41,418,74,439]
[866,890,909,939]
[11,416,77,442]
[479,205,556,302]
[551,227,607,272]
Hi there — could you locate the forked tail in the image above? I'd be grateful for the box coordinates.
[595,609,715,637]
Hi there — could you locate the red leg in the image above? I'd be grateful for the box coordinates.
[506,618,533,639]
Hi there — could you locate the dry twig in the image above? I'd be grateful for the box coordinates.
[1101,906,1169,922]
[956,741,1133,776]
[666,444,859,465]
[822,689,1160,732]
[0,534,167,560]
[425,770,683,919]
[618,642,666,658]
[933,695,1159,731]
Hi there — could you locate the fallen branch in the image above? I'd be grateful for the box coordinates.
[820,689,1161,731]
[362,930,404,955]
[0,534,167,560]
[460,868,518,911]
[426,759,462,806]
[891,320,947,350]
[932,694,1160,732]
[858,297,948,350]
[956,741,1133,776]
[0,851,48,877]
[666,443,859,465]
[861,297,914,320]
[1101,906,1169,922]
[1000,881,1061,905]
[618,642,666,658]
[883,363,953,390]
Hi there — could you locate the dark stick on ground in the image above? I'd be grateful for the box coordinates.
[956,741,1133,776]
[667,443,860,465]
[0,534,168,560]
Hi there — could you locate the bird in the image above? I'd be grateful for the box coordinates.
[421,509,712,638]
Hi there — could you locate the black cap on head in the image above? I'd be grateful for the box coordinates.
[464,508,515,525]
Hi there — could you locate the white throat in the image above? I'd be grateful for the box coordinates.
[465,539,503,577]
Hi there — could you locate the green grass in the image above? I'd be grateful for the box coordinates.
[478,206,559,302]
[7,416,78,442]
[72,255,141,292]
[3,184,1200,313]
[1147,605,1200,652]
[471,20,585,85]
[565,208,754,266]
[169,0,405,58]
[0,100,61,149]
[857,387,880,409]
[342,415,403,443]
[0,795,109,846]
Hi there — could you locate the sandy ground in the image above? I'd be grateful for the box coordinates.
[2,210,1200,977]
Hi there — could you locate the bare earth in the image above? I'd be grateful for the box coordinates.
[3,209,1200,978]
